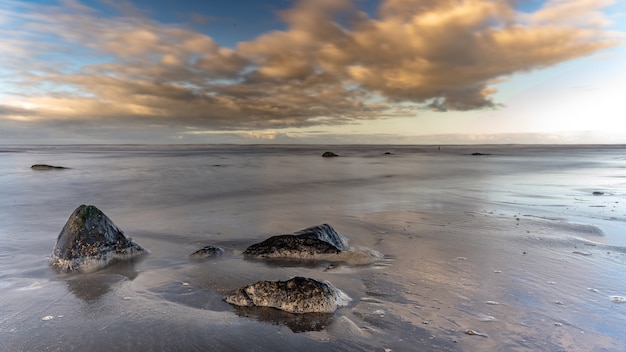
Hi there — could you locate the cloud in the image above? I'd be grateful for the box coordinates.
[0,0,620,133]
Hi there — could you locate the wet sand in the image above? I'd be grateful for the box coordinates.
[1,145,625,351]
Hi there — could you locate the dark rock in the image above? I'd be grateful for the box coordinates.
[592,191,604,196]
[244,235,341,259]
[189,245,224,260]
[31,164,68,170]
[322,151,338,157]
[292,224,348,251]
[384,152,392,155]
[49,205,147,273]
[243,224,348,259]
[224,277,351,313]
[471,152,490,156]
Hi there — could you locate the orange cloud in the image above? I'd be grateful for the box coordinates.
[0,0,620,131]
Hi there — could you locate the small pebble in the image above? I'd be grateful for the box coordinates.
[609,296,626,303]
[41,316,54,321]
[485,301,500,305]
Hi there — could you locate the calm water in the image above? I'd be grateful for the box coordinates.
[1,144,625,351]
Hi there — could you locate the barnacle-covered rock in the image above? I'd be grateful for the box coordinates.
[224,277,351,313]
[49,205,147,273]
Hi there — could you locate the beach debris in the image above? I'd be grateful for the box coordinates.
[572,251,592,256]
[41,315,54,321]
[554,322,563,327]
[373,309,385,317]
[243,224,348,260]
[609,296,626,303]
[485,301,500,305]
[49,205,148,273]
[224,276,351,314]
[476,314,498,322]
[189,245,224,260]
[455,257,467,261]
[31,164,68,170]
[493,270,502,273]
[554,301,564,305]
[322,151,339,157]
[587,288,599,293]
[464,329,488,337]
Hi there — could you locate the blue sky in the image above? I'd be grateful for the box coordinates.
[1,0,624,144]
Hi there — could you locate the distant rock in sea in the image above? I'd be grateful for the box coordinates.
[470,152,491,156]
[31,164,68,170]
[49,205,147,273]
[592,191,605,196]
[322,151,338,157]
[189,245,224,260]
[243,224,348,259]
[224,276,351,313]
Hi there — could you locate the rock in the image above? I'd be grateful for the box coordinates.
[224,277,351,313]
[292,224,348,251]
[383,152,392,155]
[243,224,348,259]
[189,245,224,260]
[322,151,338,157]
[31,164,68,170]
[470,152,490,156]
[592,191,604,196]
[49,205,147,273]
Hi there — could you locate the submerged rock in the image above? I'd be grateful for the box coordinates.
[224,277,351,313]
[243,224,349,259]
[322,151,338,157]
[31,164,68,170]
[49,205,147,273]
[189,245,224,260]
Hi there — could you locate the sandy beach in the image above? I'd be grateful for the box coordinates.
[1,144,625,351]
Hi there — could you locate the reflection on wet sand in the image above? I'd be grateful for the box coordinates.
[62,259,142,302]
[233,306,334,333]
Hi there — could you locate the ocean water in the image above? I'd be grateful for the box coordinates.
[1,144,625,351]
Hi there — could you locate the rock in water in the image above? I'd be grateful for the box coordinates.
[243,224,349,259]
[293,224,348,251]
[321,151,338,157]
[31,164,68,170]
[49,205,147,273]
[224,277,351,313]
[189,245,224,260]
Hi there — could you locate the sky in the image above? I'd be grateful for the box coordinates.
[1,0,625,144]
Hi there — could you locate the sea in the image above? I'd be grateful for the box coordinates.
[1,144,625,351]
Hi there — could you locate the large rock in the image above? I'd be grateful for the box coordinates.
[49,205,147,273]
[321,151,338,157]
[243,224,349,259]
[224,277,351,313]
